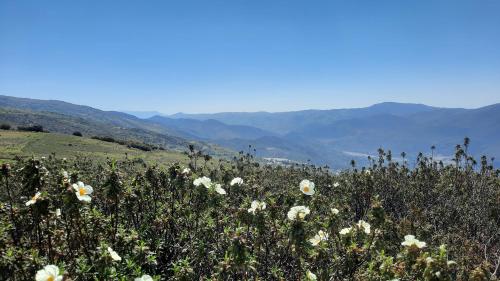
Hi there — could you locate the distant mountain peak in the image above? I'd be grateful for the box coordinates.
[368,101,436,109]
[122,111,166,119]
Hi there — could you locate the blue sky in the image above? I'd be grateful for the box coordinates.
[1,0,499,113]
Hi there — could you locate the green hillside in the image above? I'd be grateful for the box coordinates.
[0,130,188,165]
[0,107,189,149]
[0,96,236,159]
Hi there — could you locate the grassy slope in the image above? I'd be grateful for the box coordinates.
[0,107,236,159]
[0,130,188,165]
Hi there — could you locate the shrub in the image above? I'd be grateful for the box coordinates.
[127,142,153,151]
[91,136,116,143]
[0,123,11,130]
[17,124,45,132]
[90,136,158,152]
[0,141,498,280]
[72,131,83,137]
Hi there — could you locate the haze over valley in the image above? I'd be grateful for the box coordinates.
[1,94,498,169]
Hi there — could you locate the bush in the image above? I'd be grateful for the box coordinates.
[17,125,45,132]
[91,136,158,151]
[91,136,116,143]
[0,123,11,130]
[127,142,153,151]
[0,141,498,280]
[72,131,83,137]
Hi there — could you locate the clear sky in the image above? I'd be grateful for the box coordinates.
[1,0,499,113]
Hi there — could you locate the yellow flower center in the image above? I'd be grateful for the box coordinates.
[303,186,310,192]
[31,195,37,201]
[79,188,86,196]
[47,276,54,281]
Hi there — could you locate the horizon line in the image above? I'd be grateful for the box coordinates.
[2,93,499,116]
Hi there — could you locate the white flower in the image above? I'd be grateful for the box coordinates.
[194,177,226,195]
[181,168,191,174]
[62,170,70,184]
[333,182,340,187]
[287,206,310,221]
[55,208,61,217]
[365,169,371,175]
[36,265,63,281]
[306,270,317,280]
[248,200,266,214]
[309,230,329,246]
[214,184,227,195]
[135,275,153,281]
[339,227,352,235]
[401,235,426,249]
[193,176,211,188]
[230,177,244,186]
[299,179,315,195]
[107,247,122,261]
[447,260,457,266]
[357,220,371,234]
[25,192,42,206]
[72,181,93,202]
[331,208,340,215]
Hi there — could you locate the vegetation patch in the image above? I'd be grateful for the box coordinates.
[0,140,498,280]
[91,136,165,152]
[17,124,46,133]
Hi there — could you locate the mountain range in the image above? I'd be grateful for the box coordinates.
[1,95,498,168]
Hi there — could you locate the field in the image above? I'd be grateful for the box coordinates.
[0,135,499,280]
[0,131,189,166]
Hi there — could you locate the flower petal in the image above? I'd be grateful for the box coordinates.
[84,185,93,195]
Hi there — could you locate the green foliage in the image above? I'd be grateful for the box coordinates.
[0,145,499,280]
[89,136,161,152]
[17,124,45,132]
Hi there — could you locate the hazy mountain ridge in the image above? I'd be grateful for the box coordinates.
[0,95,232,156]
[169,102,500,167]
[148,116,278,141]
[170,102,442,134]
[0,107,190,150]
[1,95,499,168]
[123,111,166,119]
[0,95,179,135]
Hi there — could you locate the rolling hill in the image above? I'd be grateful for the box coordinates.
[1,95,499,168]
[0,130,189,166]
[0,95,233,157]
[169,102,500,167]
[170,102,440,134]
[148,116,277,141]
